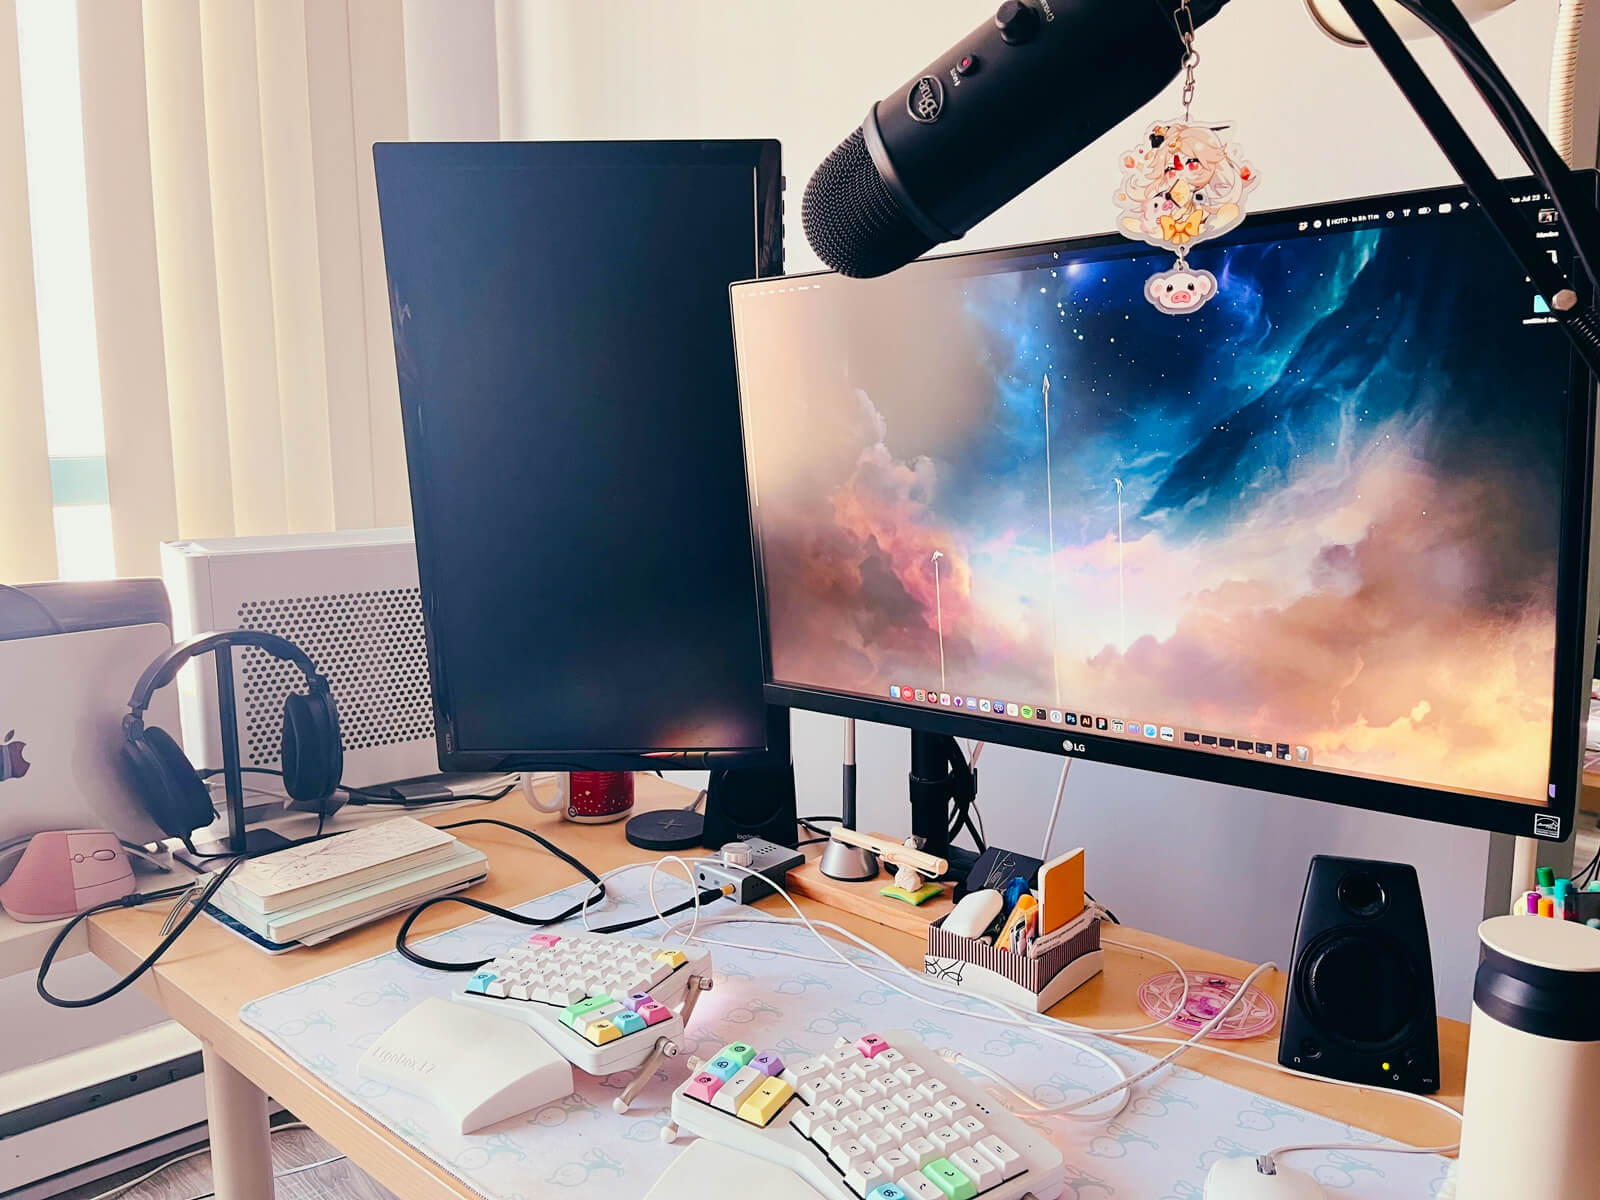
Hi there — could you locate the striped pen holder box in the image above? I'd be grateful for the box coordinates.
[925,909,1104,1012]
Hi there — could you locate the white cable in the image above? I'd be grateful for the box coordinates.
[1040,756,1072,858]
[969,741,986,768]
[83,1123,309,1200]
[1550,0,1588,165]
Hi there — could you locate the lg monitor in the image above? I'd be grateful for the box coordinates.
[732,177,1596,841]
[375,140,786,771]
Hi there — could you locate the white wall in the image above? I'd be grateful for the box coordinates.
[496,0,1568,1020]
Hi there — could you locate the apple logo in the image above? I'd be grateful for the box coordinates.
[1,730,30,782]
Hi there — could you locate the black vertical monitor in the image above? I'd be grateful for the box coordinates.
[732,178,1596,840]
[375,140,786,770]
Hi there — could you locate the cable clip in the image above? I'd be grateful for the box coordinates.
[159,880,209,938]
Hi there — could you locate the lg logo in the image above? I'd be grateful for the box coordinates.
[1061,739,1086,754]
[0,729,30,783]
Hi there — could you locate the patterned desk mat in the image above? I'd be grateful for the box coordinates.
[242,876,1451,1200]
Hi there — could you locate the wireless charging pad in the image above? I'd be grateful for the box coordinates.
[624,808,705,852]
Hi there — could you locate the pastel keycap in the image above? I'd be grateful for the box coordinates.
[558,995,612,1028]
[623,992,653,1011]
[868,1186,908,1200]
[720,1042,758,1067]
[466,972,496,994]
[751,1051,784,1076]
[711,1066,767,1114]
[638,1001,674,1025]
[704,1056,743,1081]
[612,1010,647,1035]
[586,1019,622,1045]
[684,1072,724,1103]
[857,1034,891,1058]
[736,1076,795,1125]
[526,934,561,948]
[653,948,688,968]
[922,1159,976,1200]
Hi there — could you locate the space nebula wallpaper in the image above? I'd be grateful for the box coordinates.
[734,208,1581,804]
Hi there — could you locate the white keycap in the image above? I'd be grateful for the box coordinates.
[784,1060,828,1089]
[953,1116,987,1141]
[821,1095,855,1119]
[487,979,510,998]
[827,1047,864,1067]
[897,1173,945,1200]
[529,985,552,1003]
[862,1127,896,1153]
[845,1161,886,1197]
[866,1100,899,1124]
[902,1136,939,1169]
[828,1139,873,1171]
[813,1121,851,1152]
[845,1084,878,1107]
[510,982,533,1001]
[888,1089,923,1113]
[936,1097,969,1121]
[825,1069,856,1092]
[885,1116,919,1141]
[894,1064,927,1086]
[876,1149,913,1178]
[867,1074,899,1097]
[711,1066,767,1114]
[843,1112,877,1135]
[791,1106,825,1137]
[646,963,672,987]
[917,1079,950,1102]
[977,1136,1022,1172]
[877,1049,906,1068]
[952,1147,1001,1189]
[556,986,585,1004]
[848,1058,885,1080]
[929,1125,965,1152]
[909,1107,943,1132]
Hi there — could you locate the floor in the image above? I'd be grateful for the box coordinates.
[55,1119,395,1200]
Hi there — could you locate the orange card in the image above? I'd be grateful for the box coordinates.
[1038,848,1085,934]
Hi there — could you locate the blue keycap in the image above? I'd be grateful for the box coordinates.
[466,972,496,994]
[613,1010,647,1035]
[704,1056,742,1081]
[868,1186,908,1200]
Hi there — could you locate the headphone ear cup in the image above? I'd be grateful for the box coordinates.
[124,727,213,840]
[282,691,343,809]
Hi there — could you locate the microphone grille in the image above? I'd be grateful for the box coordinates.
[802,128,935,279]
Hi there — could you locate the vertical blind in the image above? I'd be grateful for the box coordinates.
[0,0,469,584]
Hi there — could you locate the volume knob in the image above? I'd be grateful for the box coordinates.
[995,1,1041,45]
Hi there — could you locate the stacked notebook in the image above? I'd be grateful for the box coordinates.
[210,818,487,946]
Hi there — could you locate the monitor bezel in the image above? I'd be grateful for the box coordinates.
[377,138,790,772]
[734,173,1597,841]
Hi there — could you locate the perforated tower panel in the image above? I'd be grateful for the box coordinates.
[161,530,443,795]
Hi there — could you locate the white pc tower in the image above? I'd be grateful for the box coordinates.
[160,530,442,808]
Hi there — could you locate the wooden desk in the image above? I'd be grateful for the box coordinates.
[84,776,1465,1199]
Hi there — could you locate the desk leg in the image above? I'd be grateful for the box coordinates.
[201,1045,273,1200]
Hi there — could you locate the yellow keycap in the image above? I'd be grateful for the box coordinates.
[737,1077,795,1126]
[586,1020,622,1045]
[653,949,688,969]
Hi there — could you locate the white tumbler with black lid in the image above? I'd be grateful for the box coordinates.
[1455,915,1600,1197]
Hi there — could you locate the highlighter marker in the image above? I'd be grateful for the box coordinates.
[1539,896,1556,919]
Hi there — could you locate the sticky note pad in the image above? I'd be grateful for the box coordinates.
[1038,848,1085,934]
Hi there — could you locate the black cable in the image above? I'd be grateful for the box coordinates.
[344,783,517,807]
[36,831,330,1008]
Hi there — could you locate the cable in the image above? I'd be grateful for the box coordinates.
[80,1123,312,1200]
[0,583,65,634]
[177,1152,348,1200]
[1549,0,1587,166]
[1041,756,1073,859]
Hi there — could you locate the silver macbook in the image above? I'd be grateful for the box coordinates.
[0,623,178,847]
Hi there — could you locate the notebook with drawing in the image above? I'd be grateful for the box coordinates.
[215,817,457,914]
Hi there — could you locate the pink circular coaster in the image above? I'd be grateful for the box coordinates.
[1137,970,1279,1040]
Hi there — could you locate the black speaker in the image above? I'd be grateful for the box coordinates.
[1277,855,1440,1094]
[701,765,799,850]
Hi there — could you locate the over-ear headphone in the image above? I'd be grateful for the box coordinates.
[122,631,344,848]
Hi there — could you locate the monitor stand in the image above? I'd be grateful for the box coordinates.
[909,731,981,880]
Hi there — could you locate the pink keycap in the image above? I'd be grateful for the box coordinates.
[527,934,561,948]
[623,992,653,1012]
[684,1072,723,1103]
[856,1034,890,1059]
[638,1001,674,1025]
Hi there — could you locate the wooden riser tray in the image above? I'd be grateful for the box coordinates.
[784,858,954,936]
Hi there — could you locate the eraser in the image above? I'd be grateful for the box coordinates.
[944,889,1004,939]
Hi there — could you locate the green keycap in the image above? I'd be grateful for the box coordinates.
[922,1159,976,1200]
[720,1042,757,1068]
[560,994,613,1029]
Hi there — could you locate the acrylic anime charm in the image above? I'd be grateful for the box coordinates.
[1114,0,1258,314]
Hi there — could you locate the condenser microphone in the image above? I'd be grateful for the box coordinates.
[801,0,1232,278]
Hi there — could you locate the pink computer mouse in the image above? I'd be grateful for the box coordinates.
[0,830,135,921]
